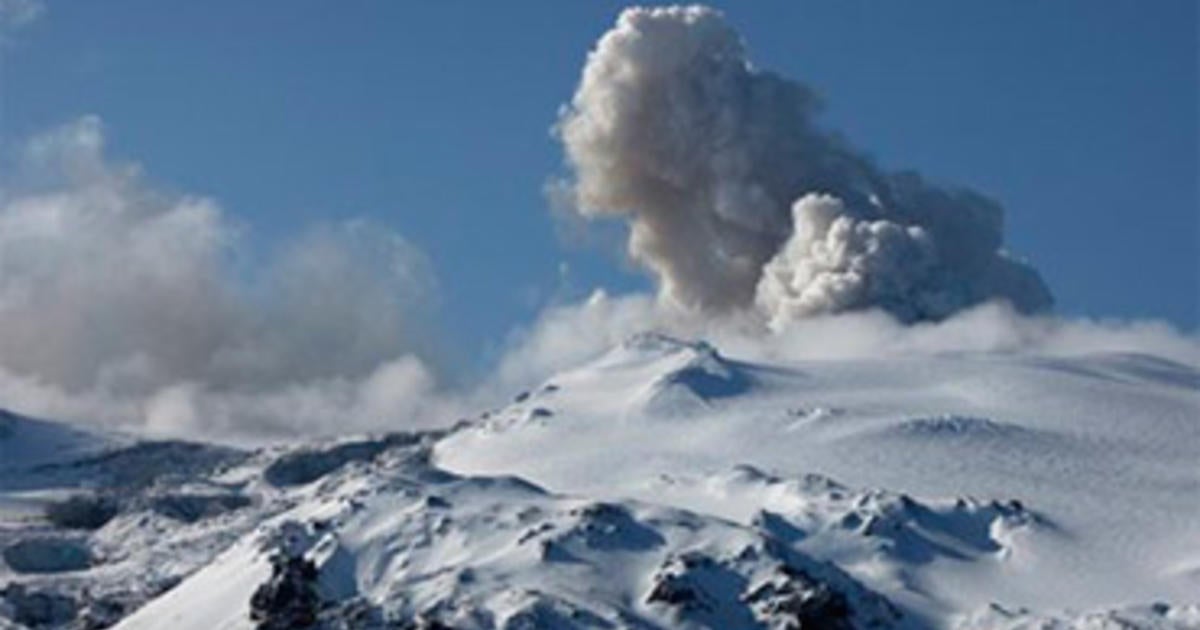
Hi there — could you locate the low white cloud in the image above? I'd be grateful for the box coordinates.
[487,290,1198,395]
[492,290,661,389]
[0,116,454,440]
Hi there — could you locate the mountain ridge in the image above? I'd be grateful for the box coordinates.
[1,335,1197,629]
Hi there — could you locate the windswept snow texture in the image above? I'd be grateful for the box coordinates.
[114,446,902,630]
[0,409,902,629]
[438,335,1200,626]
[1,338,1198,629]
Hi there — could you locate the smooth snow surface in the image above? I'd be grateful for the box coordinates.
[437,334,1200,625]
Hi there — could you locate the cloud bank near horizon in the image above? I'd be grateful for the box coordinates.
[0,116,454,439]
[555,5,1052,327]
[494,290,1200,391]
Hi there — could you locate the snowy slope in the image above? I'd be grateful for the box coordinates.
[114,441,903,630]
[1,335,1198,629]
[436,334,1200,625]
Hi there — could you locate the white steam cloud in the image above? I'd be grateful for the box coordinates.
[556,5,1052,325]
[0,116,452,439]
[494,291,1200,389]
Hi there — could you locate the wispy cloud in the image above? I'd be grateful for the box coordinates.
[0,0,43,41]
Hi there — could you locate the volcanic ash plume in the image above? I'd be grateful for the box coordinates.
[556,5,1052,327]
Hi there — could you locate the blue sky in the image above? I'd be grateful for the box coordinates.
[2,1,1196,366]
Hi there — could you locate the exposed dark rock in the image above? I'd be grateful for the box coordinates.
[1,583,78,628]
[78,596,126,629]
[149,493,251,523]
[742,565,853,629]
[645,552,721,613]
[3,538,92,574]
[39,440,247,490]
[44,494,119,530]
[263,434,418,487]
[249,553,321,629]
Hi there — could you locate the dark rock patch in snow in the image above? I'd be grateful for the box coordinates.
[77,596,127,629]
[249,553,322,629]
[517,501,668,562]
[40,439,245,490]
[1,584,78,628]
[43,494,119,530]
[752,510,808,545]
[263,433,419,487]
[742,564,854,629]
[887,415,1022,440]
[556,502,666,552]
[645,547,898,629]
[3,538,92,574]
[646,551,749,619]
[149,492,252,523]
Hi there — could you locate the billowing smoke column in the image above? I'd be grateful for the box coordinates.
[556,5,1052,327]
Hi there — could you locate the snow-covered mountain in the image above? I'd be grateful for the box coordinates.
[1,335,1198,629]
